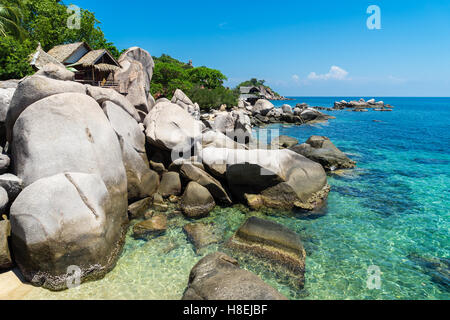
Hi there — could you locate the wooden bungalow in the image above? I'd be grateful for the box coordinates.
[239,86,265,104]
[47,42,121,89]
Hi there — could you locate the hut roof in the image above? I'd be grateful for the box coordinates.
[240,86,261,94]
[68,49,121,69]
[47,42,90,63]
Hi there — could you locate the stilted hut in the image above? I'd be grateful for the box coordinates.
[47,42,121,89]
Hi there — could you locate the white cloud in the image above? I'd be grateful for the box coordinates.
[292,74,300,82]
[308,66,349,81]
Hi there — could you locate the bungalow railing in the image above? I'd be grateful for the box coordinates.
[74,80,120,90]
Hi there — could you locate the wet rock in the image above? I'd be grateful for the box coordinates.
[290,136,356,171]
[201,147,329,210]
[182,252,287,300]
[0,174,23,200]
[128,197,152,220]
[0,219,12,270]
[180,163,231,205]
[181,182,215,219]
[158,172,181,198]
[271,135,299,149]
[133,214,167,239]
[183,222,221,253]
[152,193,168,212]
[227,216,306,288]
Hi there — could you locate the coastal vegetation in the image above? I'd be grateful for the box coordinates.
[0,0,119,80]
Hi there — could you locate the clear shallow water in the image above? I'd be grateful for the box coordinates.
[26,97,450,300]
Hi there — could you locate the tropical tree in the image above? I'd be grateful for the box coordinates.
[0,0,26,40]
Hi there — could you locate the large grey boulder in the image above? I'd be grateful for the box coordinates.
[10,172,126,290]
[180,163,232,205]
[281,104,293,114]
[253,99,274,116]
[103,101,146,156]
[35,63,75,81]
[290,136,356,171]
[118,47,154,94]
[181,181,215,218]
[227,217,306,288]
[201,147,329,210]
[0,219,12,270]
[200,130,247,150]
[212,112,235,134]
[271,135,299,149]
[103,100,158,199]
[182,252,287,300]
[10,92,128,289]
[6,76,86,142]
[171,89,200,120]
[85,85,141,123]
[144,102,203,151]
[115,57,149,113]
[0,87,15,143]
[158,171,181,197]
[0,173,23,200]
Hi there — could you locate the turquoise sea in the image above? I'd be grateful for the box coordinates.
[26,97,449,300]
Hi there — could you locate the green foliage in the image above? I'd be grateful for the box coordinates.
[0,36,34,79]
[0,0,120,80]
[0,0,27,40]
[151,54,234,110]
[188,86,238,111]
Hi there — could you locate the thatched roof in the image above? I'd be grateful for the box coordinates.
[47,42,90,63]
[29,43,65,70]
[68,49,121,69]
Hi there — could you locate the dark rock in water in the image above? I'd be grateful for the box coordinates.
[181,182,216,218]
[290,136,356,171]
[133,214,167,239]
[179,163,232,205]
[408,253,450,290]
[182,252,287,300]
[0,219,12,270]
[183,222,221,253]
[128,197,152,220]
[271,135,299,149]
[158,172,181,198]
[226,216,306,288]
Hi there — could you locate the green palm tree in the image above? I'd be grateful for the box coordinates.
[0,0,27,40]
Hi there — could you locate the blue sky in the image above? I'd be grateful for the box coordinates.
[70,0,450,96]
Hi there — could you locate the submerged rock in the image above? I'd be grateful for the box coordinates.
[183,222,221,253]
[290,136,356,171]
[408,253,450,290]
[226,216,306,288]
[128,197,152,220]
[182,252,287,300]
[181,182,215,218]
[133,214,167,239]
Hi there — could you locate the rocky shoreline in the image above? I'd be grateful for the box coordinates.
[0,46,363,299]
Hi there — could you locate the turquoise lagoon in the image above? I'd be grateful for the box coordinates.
[26,97,450,300]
